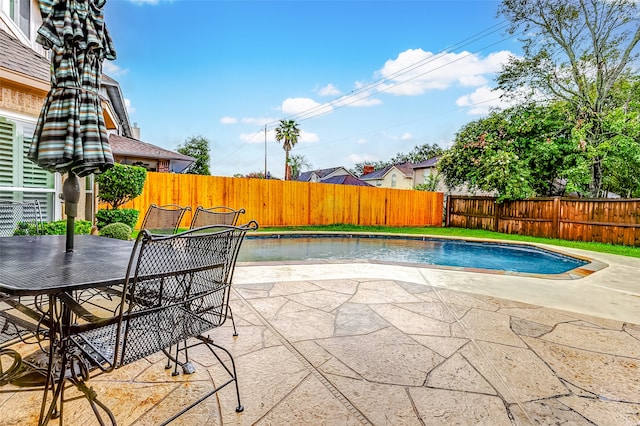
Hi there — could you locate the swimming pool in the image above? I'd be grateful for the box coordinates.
[238,234,590,275]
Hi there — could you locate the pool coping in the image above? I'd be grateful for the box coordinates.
[240,231,608,280]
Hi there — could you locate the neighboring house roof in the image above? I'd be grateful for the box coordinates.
[321,175,373,187]
[360,162,415,180]
[298,167,350,182]
[109,134,195,172]
[101,74,132,138]
[413,156,440,169]
[0,29,50,82]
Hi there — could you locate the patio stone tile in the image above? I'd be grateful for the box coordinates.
[328,374,422,425]
[452,309,527,348]
[510,317,554,337]
[432,289,503,311]
[317,327,443,386]
[293,340,334,368]
[625,322,640,339]
[234,282,274,299]
[409,335,469,358]
[334,303,390,336]
[540,323,640,358]
[308,279,360,295]
[287,289,352,312]
[523,337,640,402]
[460,341,568,404]
[244,295,288,320]
[426,352,496,395]
[269,300,336,342]
[0,389,43,425]
[497,305,579,327]
[317,356,362,380]
[217,345,310,425]
[395,301,460,323]
[253,375,363,426]
[269,280,323,296]
[370,304,451,336]
[511,398,606,425]
[350,280,423,304]
[559,395,640,425]
[409,387,513,425]
[394,280,434,294]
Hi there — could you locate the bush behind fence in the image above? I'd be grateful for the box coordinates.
[113,172,444,229]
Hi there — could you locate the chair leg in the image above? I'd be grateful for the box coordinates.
[160,335,243,425]
[228,306,238,337]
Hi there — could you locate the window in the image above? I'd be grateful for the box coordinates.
[9,0,30,38]
[0,117,55,220]
[391,173,397,188]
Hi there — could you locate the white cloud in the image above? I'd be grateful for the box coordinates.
[281,97,334,118]
[124,98,135,114]
[401,132,413,141]
[220,116,237,124]
[316,84,341,97]
[103,61,126,76]
[356,138,367,145]
[375,48,514,96]
[299,130,319,143]
[456,85,513,115]
[346,153,377,164]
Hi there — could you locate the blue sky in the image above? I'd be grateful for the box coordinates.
[103,0,521,178]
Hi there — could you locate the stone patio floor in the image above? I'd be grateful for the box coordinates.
[1,243,639,425]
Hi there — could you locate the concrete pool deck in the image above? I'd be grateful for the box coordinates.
[1,245,638,424]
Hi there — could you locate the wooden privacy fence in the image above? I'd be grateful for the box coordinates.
[446,196,640,246]
[114,172,443,229]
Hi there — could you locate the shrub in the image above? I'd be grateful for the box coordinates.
[100,222,132,240]
[13,220,92,236]
[96,163,147,210]
[96,208,139,229]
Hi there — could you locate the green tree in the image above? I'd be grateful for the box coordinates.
[352,143,443,176]
[438,102,582,201]
[96,163,147,209]
[178,135,211,175]
[497,0,640,196]
[274,120,301,180]
[287,154,311,180]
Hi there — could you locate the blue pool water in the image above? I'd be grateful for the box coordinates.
[238,235,588,274]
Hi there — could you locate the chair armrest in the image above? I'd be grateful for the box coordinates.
[57,293,119,330]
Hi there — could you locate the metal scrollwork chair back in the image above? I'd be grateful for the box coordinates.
[140,203,191,234]
[0,199,44,237]
[60,221,258,424]
[189,206,245,229]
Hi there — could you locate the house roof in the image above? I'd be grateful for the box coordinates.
[298,167,346,182]
[360,162,415,180]
[0,29,50,82]
[413,156,440,169]
[321,175,373,187]
[109,134,194,162]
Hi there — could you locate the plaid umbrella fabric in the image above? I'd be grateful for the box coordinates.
[29,0,116,177]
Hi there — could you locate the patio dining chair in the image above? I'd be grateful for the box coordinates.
[0,199,44,237]
[187,206,246,338]
[56,222,257,425]
[140,203,191,234]
[189,206,246,229]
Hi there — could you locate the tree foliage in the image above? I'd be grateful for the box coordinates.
[496,0,640,196]
[288,154,311,180]
[96,163,147,209]
[438,103,585,201]
[274,120,301,180]
[178,135,211,175]
[352,143,443,176]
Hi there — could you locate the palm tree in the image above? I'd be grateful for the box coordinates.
[287,154,311,180]
[274,119,300,180]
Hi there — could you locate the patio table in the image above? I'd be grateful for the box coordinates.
[0,235,135,425]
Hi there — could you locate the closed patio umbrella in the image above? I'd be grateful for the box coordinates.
[28,0,116,251]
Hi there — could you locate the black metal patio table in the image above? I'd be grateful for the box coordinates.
[0,235,134,425]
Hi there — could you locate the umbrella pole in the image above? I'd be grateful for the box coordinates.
[63,172,81,252]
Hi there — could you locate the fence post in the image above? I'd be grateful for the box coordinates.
[552,197,560,239]
[445,195,450,227]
